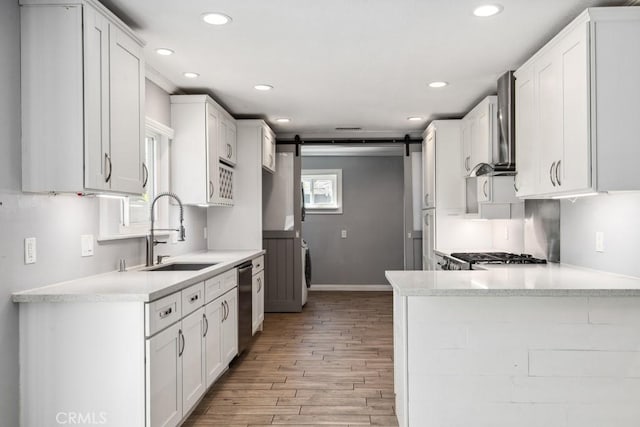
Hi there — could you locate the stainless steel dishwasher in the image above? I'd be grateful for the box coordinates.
[237,261,253,355]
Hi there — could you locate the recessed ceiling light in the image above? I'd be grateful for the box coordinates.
[276,118,290,123]
[183,72,200,79]
[473,4,503,17]
[407,117,423,122]
[428,81,449,88]
[202,13,232,25]
[254,84,274,91]
[155,48,174,56]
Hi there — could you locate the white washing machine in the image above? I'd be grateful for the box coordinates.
[301,240,309,306]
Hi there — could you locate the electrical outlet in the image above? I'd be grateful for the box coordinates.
[203,227,208,240]
[341,229,347,239]
[81,234,94,257]
[24,237,36,264]
[595,231,605,252]
[504,224,509,240]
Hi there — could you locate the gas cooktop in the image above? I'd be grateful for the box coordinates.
[450,252,547,265]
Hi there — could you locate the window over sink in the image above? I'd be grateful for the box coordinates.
[302,169,343,214]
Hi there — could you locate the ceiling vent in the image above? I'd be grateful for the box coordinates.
[335,127,362,131]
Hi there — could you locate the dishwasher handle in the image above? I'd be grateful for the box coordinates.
[237,261,253,274]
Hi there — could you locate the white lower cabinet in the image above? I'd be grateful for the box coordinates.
[221,289,238,365]
[146,322,183,427]
[181,308,206,413]
[146,282,239,427]
[252,270,264,335]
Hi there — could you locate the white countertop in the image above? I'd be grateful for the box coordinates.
[12,250,265,303]
[386,263,640,297]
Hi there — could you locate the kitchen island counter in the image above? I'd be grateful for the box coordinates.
[386,263,640,297]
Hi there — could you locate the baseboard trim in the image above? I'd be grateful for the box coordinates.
[309,284,392,292]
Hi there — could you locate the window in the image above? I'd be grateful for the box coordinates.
[302,169,343,214]
[98,118,173,241]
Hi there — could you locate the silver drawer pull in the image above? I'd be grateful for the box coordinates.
[159,307,173,319]
[189,294,200,303]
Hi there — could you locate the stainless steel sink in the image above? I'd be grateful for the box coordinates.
[145,262,218,272]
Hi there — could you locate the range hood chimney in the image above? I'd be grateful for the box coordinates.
[468,70,516,177]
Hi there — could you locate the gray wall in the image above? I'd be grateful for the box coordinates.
[561,193,640,278]
[301,156,404,285]
[0,2,206,424]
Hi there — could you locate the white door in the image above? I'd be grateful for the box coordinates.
[222,289,238,364]
[474,104,492,167]
[204,300,224,387]
[108,24,144,194]
[227,121,237,165]
[558,24,590,193]
[82,4,110,192]
[257,271,264,326]
[422,210,436,271]
[146,323,182,427]
[181,308,206,414]
[461,119,472,176]
[262,127,275,172]
[207,105,220,203]
[422,129,436,209]
[515,65,537,197]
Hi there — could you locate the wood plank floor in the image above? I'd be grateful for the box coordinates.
[184,291,398,427]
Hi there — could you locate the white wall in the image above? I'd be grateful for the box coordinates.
[0,2,206,424]
[561,192,640,277]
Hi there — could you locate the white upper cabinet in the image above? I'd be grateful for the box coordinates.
[20,0,145,195]
[422,120,465,213]
[171,95,234,207]
[515,7,640,198]
[262,126,276,173]
[219,115,237,166]
[463,96,497,175]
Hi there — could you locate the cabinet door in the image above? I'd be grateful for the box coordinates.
[108,24,144,194]
[219,117,237,166]
[222,289,238,364]
[146,323,182,427]
[461,119,472,176]
[207,105,220,203]
[558,23,590,193]
[181,308,206,414]
[252,271,265,335]
[422,129,436,209]
[515,66,538,197]
[473,104,492,167]
[262,127,276,172]
[204,300,224,387]
[535,51,563,195]
[83,4,110,192]
[477,176,491,203]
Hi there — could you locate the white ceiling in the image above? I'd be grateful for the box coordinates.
[105,0,628,138]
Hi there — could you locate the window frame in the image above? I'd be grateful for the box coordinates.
[302,169,343,215]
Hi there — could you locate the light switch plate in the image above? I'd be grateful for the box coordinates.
[595,231,604,252]
[81,234,94,257]
[341,230,347,239]
[24,237,36,264]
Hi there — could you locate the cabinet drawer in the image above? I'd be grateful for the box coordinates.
[145,292,182,337]
[181,282,205,317]
[252,256,264,274]
[205,275,223,304]
[221,268,238,294]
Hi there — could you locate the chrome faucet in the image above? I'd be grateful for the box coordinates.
[146,192,186,267]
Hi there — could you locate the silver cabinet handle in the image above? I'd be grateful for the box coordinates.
[555,160,562,186]
[142,163,149,188]
[209,180,214,198]
[159,307,173,319]
[225,301,229,320]
[203,313,209,338]
[424,212,429,226]
[221,301,226,322]
[482,180,489,198]
[257,277,262,293]
[514,174,519,192]
[178,329,185,357]
[550,161,557,187]
[104,153,112,183]
[189,293,199,303]
[465,156,470,172]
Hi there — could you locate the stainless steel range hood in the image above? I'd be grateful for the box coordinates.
[468,71,516,177]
